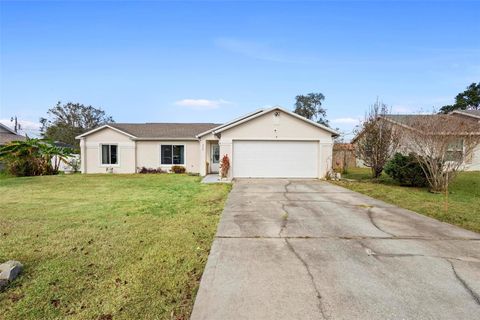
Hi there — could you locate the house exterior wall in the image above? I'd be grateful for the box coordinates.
[464,144,480,171]
[136,140,200,173]
[80,127,202,174]
[451,113,480,171]
[81,127,136,173]
[217,109,334,179]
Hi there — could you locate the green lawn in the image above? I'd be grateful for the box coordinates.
[333,168,480,233]
[0,174,231,320]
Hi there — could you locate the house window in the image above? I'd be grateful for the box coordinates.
[161,145,185,165]
[446,139,464,162]
[101,144,118,165]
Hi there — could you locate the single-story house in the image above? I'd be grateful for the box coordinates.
[352,110,480,171]
[0,123,27,170]
[76,107,338,179]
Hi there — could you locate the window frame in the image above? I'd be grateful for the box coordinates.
[446,138,465,162]
[99,143,120,166]
[160,144,186,166]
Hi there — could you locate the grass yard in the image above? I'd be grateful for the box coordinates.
[0,174,231,320]
[333,168,480,233]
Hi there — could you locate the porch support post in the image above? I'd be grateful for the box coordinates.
[199,139,207,176]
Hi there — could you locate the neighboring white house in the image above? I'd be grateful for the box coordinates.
[76,107,338,179]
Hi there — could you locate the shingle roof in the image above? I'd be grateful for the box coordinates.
[108,123,222,139]
[383,114,437,124]
[383,114,480,133]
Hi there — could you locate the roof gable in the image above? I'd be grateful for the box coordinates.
[196,109,264,137]
[211,107,339,136]
[76,125,137,139]
[0,123,18,135]
[451,110,480,120]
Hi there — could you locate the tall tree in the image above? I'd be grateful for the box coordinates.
[439,82,480,114]
[354,99,400,178]
[293,93,329,126]
[40,102,114,148]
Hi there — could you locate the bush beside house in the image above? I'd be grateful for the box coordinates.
[384,153,428,187]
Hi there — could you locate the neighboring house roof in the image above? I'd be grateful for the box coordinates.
[351,113,480,143]
[383,114,480,134]
[382,114,437,127]
[0,123,26,145]
[198,106,339,137]
[76,123,221,140]
[451,109,480,120]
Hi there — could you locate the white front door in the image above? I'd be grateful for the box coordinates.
[210,144,220,173]
[233,140,318,178]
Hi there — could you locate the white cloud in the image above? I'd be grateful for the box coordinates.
[175,98,231,110]
[331,117,361,125]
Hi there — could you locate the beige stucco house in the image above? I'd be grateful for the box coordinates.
[76,107,338,179]
[352,109,480,171]
[451,110,480,171]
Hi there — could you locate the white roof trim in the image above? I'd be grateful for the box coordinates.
[75,124,137,139]
[133,137,198,141]
[212,106,339,136]
[0,123,20,135]
[451,110,480,120]
[196,108,265,138]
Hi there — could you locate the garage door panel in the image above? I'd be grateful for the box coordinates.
[233,141,318,178]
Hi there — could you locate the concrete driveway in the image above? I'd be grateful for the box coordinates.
[191,179,480,320]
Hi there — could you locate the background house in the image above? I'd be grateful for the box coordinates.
[450,110,480,170]
[352,111,480,171]
[0,123,27,171]
[0,123,26,146]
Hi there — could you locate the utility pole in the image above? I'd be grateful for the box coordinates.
[10,116,21,133]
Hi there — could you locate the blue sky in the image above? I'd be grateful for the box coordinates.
[1,1,479,139]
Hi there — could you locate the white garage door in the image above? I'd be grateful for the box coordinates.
[233,140,318,178]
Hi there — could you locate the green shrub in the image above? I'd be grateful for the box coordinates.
[384,153,428,187]
[0,138,73,177]
[171,165,186,174]
[137,167,165,174]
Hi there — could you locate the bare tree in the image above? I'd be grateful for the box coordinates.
[395,115,480,193]
[354,100,399,178]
